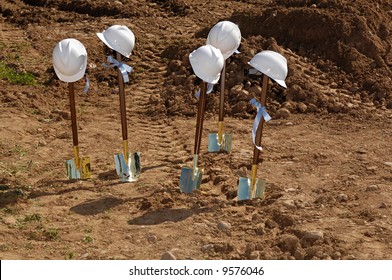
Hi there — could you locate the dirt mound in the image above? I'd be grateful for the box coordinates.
[158,0,392,118]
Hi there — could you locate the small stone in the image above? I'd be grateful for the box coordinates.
[201,244,214,253]
[114,0,123,5]
[366,166,378,171]
[307,103,318,112]
[380,202,388,209]
[249,251,260,260]
[310,4,317,8]
[38,140,47,147]
[275,108,291,119]
[148,235,158,243]
[245,243,255,256]
[332,251,342,260]
[337,194,348,202]
[230,84,243,95]
[300,231,324,246]
[294,247,306,260]
[237,90,250,101]
[255,223,266,235]
[161,251,176,260]
[282,199,296,209]
[280,234,300,254]
[366,185,379,192]
[384,162,392,167]
[217,221,231,232]
[297,102,307,113]
[342,254,356,260]
[248,85,262,96]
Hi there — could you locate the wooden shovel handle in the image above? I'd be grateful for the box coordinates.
[116,51,128,141]
[68,82,78,147]
[218,61,226,122]
[194,81,207,155]
[252,74,269,165]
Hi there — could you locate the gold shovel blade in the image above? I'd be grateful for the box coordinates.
[237,177,266,201]
[114,152,141,182]
[179,167,203,193]
[207,133,232,153]
[65,157,91,180]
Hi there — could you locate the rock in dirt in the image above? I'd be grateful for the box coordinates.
[383,162,392,167]
[255,223,266,235]
[337,193,348,202]
[148,235,158,244]
[300,231,324,246]
[275,108,291,119]
[366,185,379,192]
[282,199,296,209]
[161,251,176,260]
[217,221,231,232]
[279,234,300,254]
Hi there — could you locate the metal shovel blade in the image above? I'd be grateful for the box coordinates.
[208,133,232,152]
[65,157,91,180]
[114,152,141,182]
[179,167,203,193]
[237,177,266,201]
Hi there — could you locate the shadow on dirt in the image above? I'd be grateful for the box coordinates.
[128,207,211,225]
[70,197,124,215]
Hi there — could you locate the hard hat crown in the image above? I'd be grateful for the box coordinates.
[97,25,135,58]
[53,38,87,83]
[248,50,288,88]
[207,21,241,60]
[189,45,224,84]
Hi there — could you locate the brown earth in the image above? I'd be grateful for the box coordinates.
[0,0,391,260]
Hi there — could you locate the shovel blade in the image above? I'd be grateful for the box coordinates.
[237,177,266,201]
[65,157,91,180]
[179,167,203,193]
[114,152,141,182]
[207,133,232,153]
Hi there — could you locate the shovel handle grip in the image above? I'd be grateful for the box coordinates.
[117,51,128,141]
[252,74,269,165]
[68,82,79,147]
[194,81,207,155]
[218,61,226,122]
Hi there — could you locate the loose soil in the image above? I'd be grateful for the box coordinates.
[0,0,391,260]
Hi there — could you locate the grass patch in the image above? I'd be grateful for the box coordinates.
[82,235,93,244]
[0,61,36,85]
[44,228,59,240]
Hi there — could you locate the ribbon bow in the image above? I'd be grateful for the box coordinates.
[195,82,215,99]
[104,55,133,83]
[250,98,271,150]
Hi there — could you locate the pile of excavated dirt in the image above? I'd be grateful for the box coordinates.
[159,0,392,118]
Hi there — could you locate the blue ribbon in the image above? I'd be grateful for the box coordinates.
[83,74,90,94]
[195,82,214,98]
[250,98,271,151]
[104,55,133,83]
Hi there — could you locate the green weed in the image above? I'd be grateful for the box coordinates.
[82,235,93,244]
[0,61,36,85]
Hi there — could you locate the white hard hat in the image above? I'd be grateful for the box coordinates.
[189,44,224,84]
[206,21,241,60]
[53,38,87,83]
[97,25,135,58]
[248,50,288,88]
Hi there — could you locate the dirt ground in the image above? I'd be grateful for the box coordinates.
[0,0,391,260]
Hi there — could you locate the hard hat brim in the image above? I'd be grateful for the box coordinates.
[248,61,287,88]
[54,64,86,83]
[96,32,131,58]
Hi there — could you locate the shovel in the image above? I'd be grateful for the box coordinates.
[113,51,141,182]
[208,61,232,153]
[65,82,91,180]
[238,74,269,201]
[180,81,208,193]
